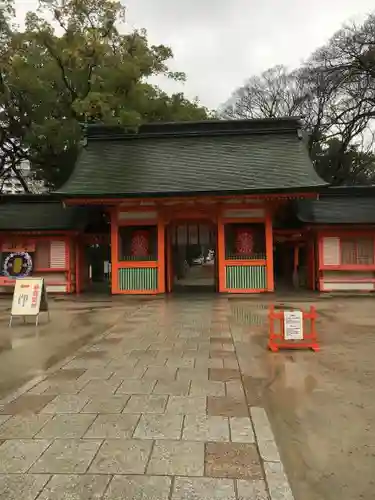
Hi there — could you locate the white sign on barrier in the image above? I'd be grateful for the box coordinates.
[10,277,49,326]
[283,310,303,340]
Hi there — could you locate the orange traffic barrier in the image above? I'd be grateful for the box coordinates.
[268,305,319,352]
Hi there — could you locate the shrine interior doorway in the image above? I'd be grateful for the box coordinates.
[273,231,310,291]
[166,221,217,293]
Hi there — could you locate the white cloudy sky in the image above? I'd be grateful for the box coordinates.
[15,0,375,109]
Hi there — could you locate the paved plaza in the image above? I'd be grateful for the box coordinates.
[0,297,292,500]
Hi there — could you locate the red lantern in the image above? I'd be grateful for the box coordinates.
[235,227,253,255]
[131,230,149,257]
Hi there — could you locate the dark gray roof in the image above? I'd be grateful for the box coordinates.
[296,197,375,224]
[57,118,326,197]
[0,202,88,231]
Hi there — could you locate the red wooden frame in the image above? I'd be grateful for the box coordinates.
[110,206,163,295]
[117,225,158,265]
[308,237,316,290]
[64,192,319,206]
[268,305,319,352]
[110,208,119,293]
[165,216,217,294]
[75,239,81,294]
[70,196,305,295]
[318,231,375,270]
[0,233,73,293]
[0,278,68,287]
[217,212,225,292]
[32,196,315,295]
[265,210,274,292]
[272,228,318,291]
[219,209,273,293]
[317,229,375,292]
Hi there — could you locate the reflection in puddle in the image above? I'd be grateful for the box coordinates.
[0,338,12,353]
[0,332,49,353]
[230,304,268,326]
[64,305,113,312]
[10,337,35,349]
[229,302,312,328]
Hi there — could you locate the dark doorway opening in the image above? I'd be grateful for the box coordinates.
[84,242,111,293]
[166,222,218,293]
[80,207,111,294]
[274,241,309,291]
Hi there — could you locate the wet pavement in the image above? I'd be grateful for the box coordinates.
[0,296,292,500]
[0,299,139,400]
[0,295,374,499]
[229,297,375,500]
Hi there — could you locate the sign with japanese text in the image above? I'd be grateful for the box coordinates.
[10,278,48,317]
[283,310,304,340]
[2,241,35,253]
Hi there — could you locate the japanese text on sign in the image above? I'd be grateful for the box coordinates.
[31,283,40,308]
[283,310,304,340]
[17,291,30,308]
[11,278,45,317]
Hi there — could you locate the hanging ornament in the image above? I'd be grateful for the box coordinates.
[131,230,149,257]
[3,251,33,278]
[235,227,253,255]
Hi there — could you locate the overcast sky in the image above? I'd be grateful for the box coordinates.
[15,0,375,109]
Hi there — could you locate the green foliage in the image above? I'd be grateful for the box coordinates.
[312,139,375,185]
[0,0,209,189]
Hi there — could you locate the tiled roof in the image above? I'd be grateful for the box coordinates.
[57,118,326,197]
[0,202,88,230]
[296,196,375,224]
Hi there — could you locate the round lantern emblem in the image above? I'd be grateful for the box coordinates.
[235,228,254,255]
[3,252,33,278]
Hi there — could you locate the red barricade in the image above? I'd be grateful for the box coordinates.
[268,305,319,352]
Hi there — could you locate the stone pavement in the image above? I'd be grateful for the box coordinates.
[0,297,294,500]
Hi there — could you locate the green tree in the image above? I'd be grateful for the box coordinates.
[312,138,375,185]
[0,0,209,190]
[0,0,32,190]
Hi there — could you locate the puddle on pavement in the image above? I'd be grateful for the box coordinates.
[0,310,115,400]
[228,301,319,400]
[0,330,52,353]
[64,305,112,312]
[0,337,33,352]
[0,339,12,353]
[229,303,268,326]
[229,301,315,328]
[265,354,318,394]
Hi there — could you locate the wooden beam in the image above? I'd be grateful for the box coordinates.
[63,191,319,207]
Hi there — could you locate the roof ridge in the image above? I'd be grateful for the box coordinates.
[84,118,302,141]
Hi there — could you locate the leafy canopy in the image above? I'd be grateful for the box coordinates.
[0,0,209,189]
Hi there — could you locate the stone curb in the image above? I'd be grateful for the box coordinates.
[251,406,295,500]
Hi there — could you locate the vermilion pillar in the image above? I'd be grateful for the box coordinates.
[217,214,226,292]
[265,210,274,292]
[110,207,119,294]
[157,216,165,293]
